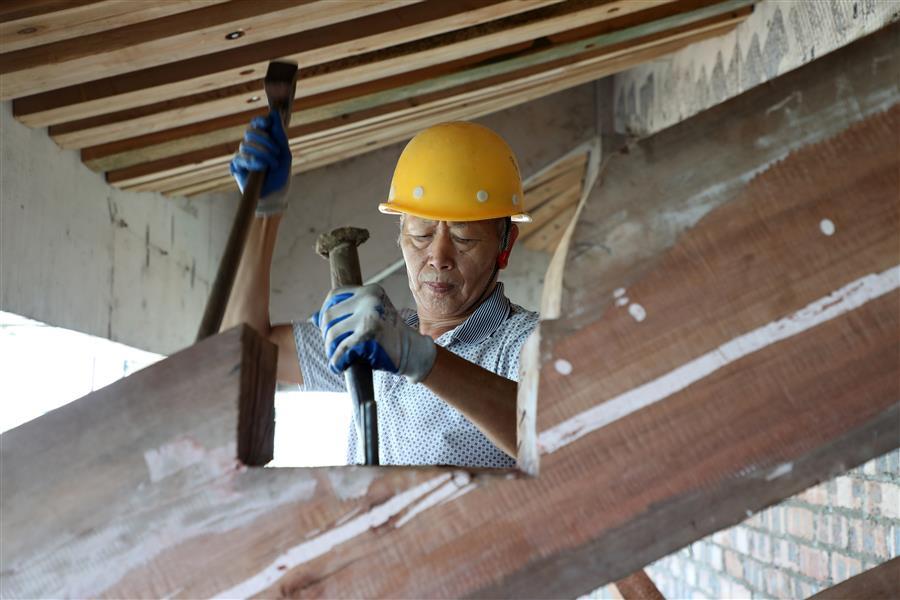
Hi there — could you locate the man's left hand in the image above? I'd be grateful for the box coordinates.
[313,284,436,382]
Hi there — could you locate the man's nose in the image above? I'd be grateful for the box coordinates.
[428,230,455,271]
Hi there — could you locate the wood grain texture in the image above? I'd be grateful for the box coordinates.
[12,0,670,127]
[0,0,417,99]
[2,28,897,599]
[810,557,900,600]
[106,16,745,194]
[0,0,231,52]
[44,0,712,148]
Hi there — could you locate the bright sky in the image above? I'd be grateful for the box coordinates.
[0,311,350,467]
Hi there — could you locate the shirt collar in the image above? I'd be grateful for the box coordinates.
[404,282,512,344]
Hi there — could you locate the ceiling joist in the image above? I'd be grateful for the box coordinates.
[1,0,755,198]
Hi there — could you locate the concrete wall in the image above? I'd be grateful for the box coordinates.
[1,83,598,354]
[613,0,900,136]
[0,101,237,355]
[269,83,597,323]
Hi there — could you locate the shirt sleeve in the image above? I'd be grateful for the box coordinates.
[497,310,540,382]
[292,320,347,393]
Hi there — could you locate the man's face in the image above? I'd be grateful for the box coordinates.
[400,216,503,320]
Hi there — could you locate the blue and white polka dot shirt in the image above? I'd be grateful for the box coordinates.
[292,283,539,468]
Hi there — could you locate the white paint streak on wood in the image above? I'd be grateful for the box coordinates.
[820,218,836,236]
[628,303,647,322]
[215,473,453,599]
[538,265,900,454]
[395,472,472,528]
[554,359,573,375]
[765,461,794,480]
[143,437,237,483]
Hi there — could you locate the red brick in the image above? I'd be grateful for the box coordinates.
[830,552,862,583]
[799,545,829,581]
[786,506,815,540]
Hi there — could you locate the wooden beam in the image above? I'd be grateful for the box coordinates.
[157,22,741,197]
[0,0,232,53]
[810,557,900,600]
[105,12,747,194]
[49,0,737,149]
[1,29,898,598]
[13,0,684,127]
[0,324,277,596]
[0,0,420,100]
[165,20,733,198]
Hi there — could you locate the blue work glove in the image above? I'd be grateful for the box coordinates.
[229,110,292,216]
[313,284,437,383]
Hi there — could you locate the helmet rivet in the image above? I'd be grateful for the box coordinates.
[413,186,424,199]
[476,190,489,203]
[388,186,396,201]
[511,194,518,205]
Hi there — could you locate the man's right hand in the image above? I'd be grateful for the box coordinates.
[229,110,292,216]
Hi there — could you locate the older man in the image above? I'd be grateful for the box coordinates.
[224,116,538,468]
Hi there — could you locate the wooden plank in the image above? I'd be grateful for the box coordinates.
[151,28,732,196]
[524,151,589,190]
[0,0,420,100]
[106,11,747,193]
[51,0,737,149]
[1,29,898,598]
[525,165,586,210]
[810,557,900,600]
[0,324,277,596]
[524,203,578,251]
[0,0,100,23]
[13,0,688,127]
[0,0,232,53]
[167,20,734,197]
[519,183,583,240]
[80,45,530,172]
[46,0,702,148]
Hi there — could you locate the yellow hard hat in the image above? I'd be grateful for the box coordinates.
[379,122,531,222]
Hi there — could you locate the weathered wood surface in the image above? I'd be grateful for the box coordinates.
[2,27,898,600]
[110,11,747,196]
[2,0,751,195]
[810,556,900,600]
[0,325,277,597]
[0,0,414,99]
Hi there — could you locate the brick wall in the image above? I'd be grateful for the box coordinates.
[587,449,899,599]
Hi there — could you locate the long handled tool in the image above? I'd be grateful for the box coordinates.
[316,227,379,466]
[196,61,299,341]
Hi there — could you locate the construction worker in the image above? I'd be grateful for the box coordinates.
[225,114,538,468]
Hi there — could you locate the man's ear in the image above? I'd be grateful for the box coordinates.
[497,223,519,270]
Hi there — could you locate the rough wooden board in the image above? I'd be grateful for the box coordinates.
[524,151,589,191]
[810,557,900,600]
[0,325,278,597]
[45,0,714,149]
[524,204,579,251]
[3,28,898,600]
[0,0,419,100]
[77,3,744,167]
[12,0,675,127]
[0,0,231,53]
[109,17,744,194]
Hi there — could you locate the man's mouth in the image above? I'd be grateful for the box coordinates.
[423,282,454,294]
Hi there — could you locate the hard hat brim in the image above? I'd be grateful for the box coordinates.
[378,202,532,223]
